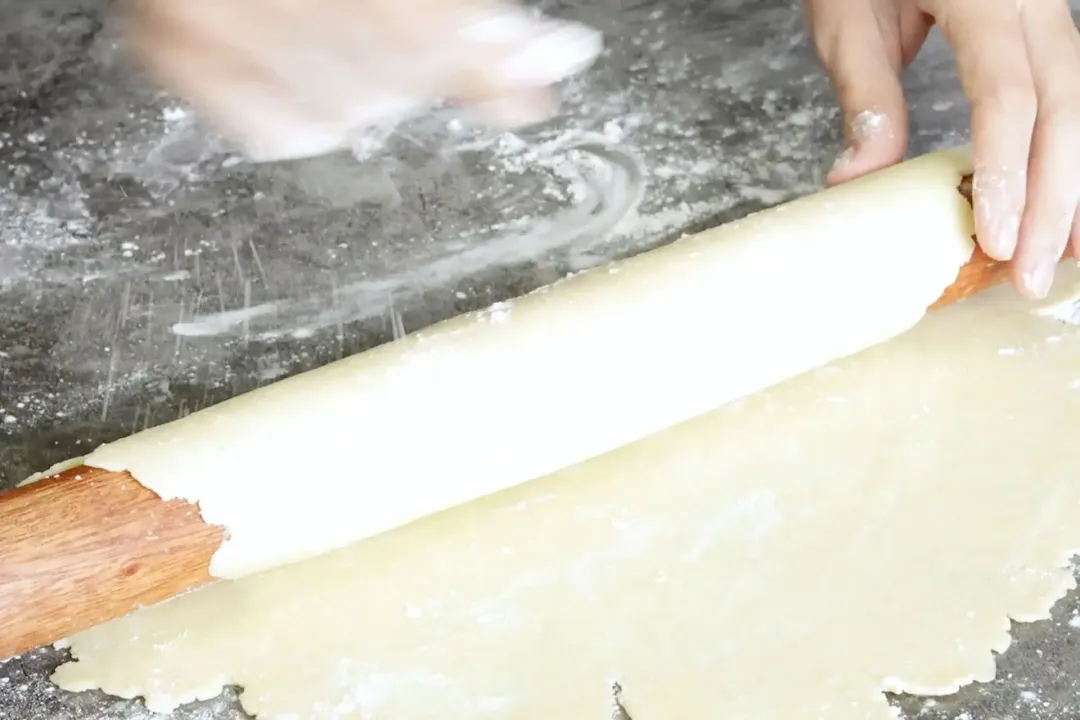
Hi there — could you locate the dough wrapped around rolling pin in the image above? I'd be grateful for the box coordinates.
[3,148,1007,661]
[73,148,978,580]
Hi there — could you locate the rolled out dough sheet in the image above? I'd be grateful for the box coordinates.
[54,270,1080,719]
[48,146,1080,718]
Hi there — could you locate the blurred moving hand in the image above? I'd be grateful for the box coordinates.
[806,0,1080,299]
[120,0,602,162]
[126,0,1071,298]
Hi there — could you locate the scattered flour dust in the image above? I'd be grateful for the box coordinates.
[3,15,842,428]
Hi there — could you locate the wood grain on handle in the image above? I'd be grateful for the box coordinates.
[929,176,1009,310]
[0,466,224,661]
[929,245,1008,310]
[0,174,1022,662]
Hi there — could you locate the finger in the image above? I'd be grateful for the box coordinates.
[1072,208,1080,262]
[808,0,909,186]
[460,87,561,128]
[133,14,356,160]
[121,0,346,160]
[448,14,602,106]
[1014,0,1080,298]
[932,0,1035,265]
[128,0,426,162]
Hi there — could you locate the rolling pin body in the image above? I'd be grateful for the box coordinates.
[0,178,1024,662]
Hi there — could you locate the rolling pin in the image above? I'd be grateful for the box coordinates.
[0,177,1036,662]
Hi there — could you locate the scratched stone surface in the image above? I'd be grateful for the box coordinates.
[3,0,1080,719]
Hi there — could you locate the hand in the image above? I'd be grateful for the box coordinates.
[119,0,602,163]
[805,0,1080,299]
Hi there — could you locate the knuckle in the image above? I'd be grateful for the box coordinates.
[977,82,1038,124]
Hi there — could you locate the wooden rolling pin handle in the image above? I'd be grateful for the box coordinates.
[929,175,1008,310]
[0,466,224,661]
[0,173,1027,662]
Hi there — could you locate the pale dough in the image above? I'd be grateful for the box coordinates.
[51,148,1080,719]
[52,270,1080,719]
[80,150,975,579]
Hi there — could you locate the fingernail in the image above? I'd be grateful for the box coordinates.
[974,199,1019,261]
[971,166,1022,261]
[496,21,603,87]
[458,7,539,44]
[1022,257,1055,300]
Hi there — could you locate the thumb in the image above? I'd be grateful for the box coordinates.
[810,1,910,186]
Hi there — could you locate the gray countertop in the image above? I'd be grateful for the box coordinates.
[3,0,1079,718]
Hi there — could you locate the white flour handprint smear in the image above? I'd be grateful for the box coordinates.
[172,135,645,341]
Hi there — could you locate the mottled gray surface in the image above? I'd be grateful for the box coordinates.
[1,0,1078,718]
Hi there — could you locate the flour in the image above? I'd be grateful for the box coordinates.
[0,190,91,285]
[1,0,842,474]
[187,21,840,341]
[849,109,893,145]
[170,132,647,340]
[1,8,845,460]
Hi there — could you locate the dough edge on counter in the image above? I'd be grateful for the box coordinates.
[50,264,1080,720]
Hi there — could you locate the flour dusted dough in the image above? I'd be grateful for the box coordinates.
[51,150,1080,719]
[53,269,1080,719]
[81,150,975,579]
